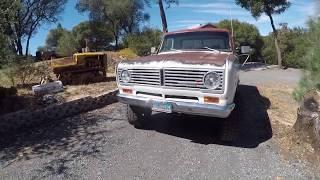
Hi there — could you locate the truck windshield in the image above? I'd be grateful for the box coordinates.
[160,31,231,53]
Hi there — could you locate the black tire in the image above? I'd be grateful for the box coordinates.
[220,92,240,143]
[127,105,152,129]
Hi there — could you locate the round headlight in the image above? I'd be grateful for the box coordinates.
[203,72,221,89]
[121,70,131,83]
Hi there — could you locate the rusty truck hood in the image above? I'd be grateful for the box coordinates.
[119,51,232,69]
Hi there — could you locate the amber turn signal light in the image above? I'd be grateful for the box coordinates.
[204,96,219,104]
[122,88,133,94]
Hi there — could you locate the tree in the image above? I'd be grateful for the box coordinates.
[11,0,67,56]
[158,0,178,33]
[56,32,79,57]
[262,23,308,68]
[76,0,149,49]
[126,28,162,56]
[235,0,291,67]
[142,0,178,33]
[44,24,69,51]
[293,18,320,101]
[72,21,113,51]
[216,19,264,57]
[0,1,18,66]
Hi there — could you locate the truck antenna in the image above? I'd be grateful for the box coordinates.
[230,7,234,39]
[229,7,235,51]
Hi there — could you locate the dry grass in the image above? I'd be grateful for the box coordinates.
[258,84,298,126]
[258,84,320,169]
[60,81,117,102]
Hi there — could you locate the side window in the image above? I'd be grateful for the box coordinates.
[163,38,173,51]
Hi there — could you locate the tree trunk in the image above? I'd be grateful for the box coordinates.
[16,37,23,56]
[25,33,32,56]
[274,37,282,67]
[294,90,320,150]
[267,13,282,68]
[115,35,119,50]
[158,0,168,33]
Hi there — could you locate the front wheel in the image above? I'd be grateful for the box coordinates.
[127,105,152,129]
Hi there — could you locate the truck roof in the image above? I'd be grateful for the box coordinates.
[165,24,230,36]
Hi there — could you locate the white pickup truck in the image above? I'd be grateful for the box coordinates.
[117,25,244,141]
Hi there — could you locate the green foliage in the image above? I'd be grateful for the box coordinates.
[261,36,277,65]
[126,28,162,56]
[118,48,138,59]
[235,0,291,18]
[216,19,264,61]
[294,18,320,101]
[72,21,113,51]
[43,21,113,55]
[56,32,79,57]
[217,19,262,47]
[0,1,18,67]
[262,24,309,68]
[44,24,69,51]
[236,0,291,67]
[76,0,150,49]
[0,34,14,68]
[10,0,68,55]
[1,57,52,87]
[2,58,38,86]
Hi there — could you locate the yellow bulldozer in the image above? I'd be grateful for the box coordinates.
[51,52,107,85]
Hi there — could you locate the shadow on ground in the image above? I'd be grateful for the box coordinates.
[0,104,125,178]
[144,85,272,148]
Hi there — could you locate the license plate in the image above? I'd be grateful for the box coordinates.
[152,101,173,113]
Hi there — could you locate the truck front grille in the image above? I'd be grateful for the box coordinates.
[164,69,224,91]
[118,69,161,86]
[118,68,224,93]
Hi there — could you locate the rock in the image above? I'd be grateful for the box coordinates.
[32,81,64,96]
[41,94,58,105]
[294,90,320,149]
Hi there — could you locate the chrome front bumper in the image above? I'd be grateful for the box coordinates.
[117,94,235,118]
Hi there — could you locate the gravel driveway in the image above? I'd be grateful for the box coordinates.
[240,68,302,87]
[1,68,318,179]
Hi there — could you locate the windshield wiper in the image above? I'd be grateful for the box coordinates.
[201,47,221,53]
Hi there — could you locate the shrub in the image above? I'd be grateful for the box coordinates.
[294,18,320,101]
[3,58,37,86]
[118,48,138,59]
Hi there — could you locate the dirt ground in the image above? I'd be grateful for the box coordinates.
[60,80,117,101]
[258,84,320,168]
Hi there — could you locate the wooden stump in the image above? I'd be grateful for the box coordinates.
[294,90,320,149]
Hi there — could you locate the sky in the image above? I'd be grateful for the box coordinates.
[27,0,316,55]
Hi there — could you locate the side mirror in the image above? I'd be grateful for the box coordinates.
[235,47,241,54]
[240,46,252,54]
[150,47,157,55]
